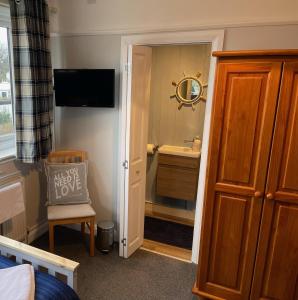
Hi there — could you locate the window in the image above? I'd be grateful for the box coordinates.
[0,16,16,160]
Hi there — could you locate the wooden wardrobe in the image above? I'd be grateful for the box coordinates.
[193,50,298,300]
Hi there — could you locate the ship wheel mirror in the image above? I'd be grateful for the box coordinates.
[171,72,208,111]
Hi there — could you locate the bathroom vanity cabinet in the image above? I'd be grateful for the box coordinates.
[193,50,298,300]
[156,153,200,201]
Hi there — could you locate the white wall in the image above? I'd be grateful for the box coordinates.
[49,26,297,247]
[3,0,295,241]
[51,35,120,222]
[52,0,298,34]
[51,24,298,228]
[0,0,293,243]
[15,163,47,231]
[48,0,298,224]
[224,25,298,49]
[44,0,298,242]
[48,0,60,34]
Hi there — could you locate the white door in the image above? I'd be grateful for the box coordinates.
[122,46,152,258]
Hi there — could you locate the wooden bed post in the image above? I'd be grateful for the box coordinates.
[67,269,78,291]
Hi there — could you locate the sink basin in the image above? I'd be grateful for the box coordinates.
[158,145,201,158]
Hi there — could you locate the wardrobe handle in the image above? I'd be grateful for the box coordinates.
[266,193,274,200]
[254,191,263,198]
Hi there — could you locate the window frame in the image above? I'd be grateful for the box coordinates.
[0,3,16,162]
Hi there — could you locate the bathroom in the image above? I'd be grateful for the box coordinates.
[143,43,212,261]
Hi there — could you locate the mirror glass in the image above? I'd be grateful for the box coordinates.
[178,79,201,101]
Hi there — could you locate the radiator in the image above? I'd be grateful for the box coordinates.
[2,211,27,242]
[0,178,27,243]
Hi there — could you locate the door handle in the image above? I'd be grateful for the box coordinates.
[254,191,263,198]
[266,193,274,200]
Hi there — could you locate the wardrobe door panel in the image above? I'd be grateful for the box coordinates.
[218,76,263,186]
[208,193,251,288]
[251,62,298,300]
[195,61,282,300]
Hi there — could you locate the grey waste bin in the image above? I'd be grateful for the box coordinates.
[96,221,114,253]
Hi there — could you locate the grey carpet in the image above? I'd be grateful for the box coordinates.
[32,226,197,300]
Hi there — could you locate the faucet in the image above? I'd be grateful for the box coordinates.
[184,139,194,144]
[184,136,201,152]
[184,136,200,144]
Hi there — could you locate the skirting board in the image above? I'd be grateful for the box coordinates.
[27,221,119,244]
[63,223,119,242]
[27,221,49,244]
[145,201,195,226]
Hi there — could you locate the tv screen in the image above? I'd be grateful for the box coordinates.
[54,69,115,107]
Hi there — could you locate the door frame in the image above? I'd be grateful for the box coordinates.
[118,30,224,263]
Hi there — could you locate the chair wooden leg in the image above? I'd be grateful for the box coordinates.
[49,222,55,253]
[81,222,85,242]
[89,217,95,256]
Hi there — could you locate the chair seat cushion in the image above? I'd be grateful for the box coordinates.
[47,204,96,220]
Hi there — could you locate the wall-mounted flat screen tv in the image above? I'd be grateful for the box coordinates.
[54,69,115,107]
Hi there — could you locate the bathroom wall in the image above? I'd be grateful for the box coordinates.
[146,44,211,209]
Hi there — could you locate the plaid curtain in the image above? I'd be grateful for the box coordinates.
[10,0,53,163]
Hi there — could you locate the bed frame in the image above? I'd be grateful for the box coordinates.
[0,235,79,291]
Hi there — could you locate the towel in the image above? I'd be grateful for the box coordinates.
[0,264,35,300]
[0,182,25,224]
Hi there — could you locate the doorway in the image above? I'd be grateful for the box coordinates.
[142,44,211,262]
[118,30,224,263]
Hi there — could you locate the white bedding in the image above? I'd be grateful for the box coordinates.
[0,264,35,300]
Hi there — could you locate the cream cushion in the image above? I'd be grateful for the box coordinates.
[47,204,96,220]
